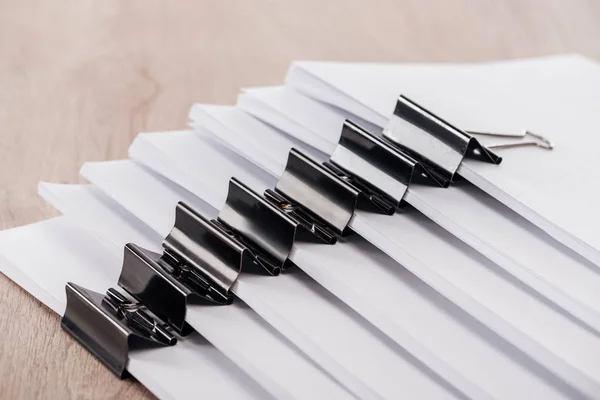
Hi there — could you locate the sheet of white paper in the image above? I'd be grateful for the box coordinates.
[39,182,163,252]
[0,218,274,400]
[286,55,600,267]
[237,88,380,154]
[80,160,215,238]
[72,164,466,400]
[188,104,600,397]
[188,105,323,179]
[127,130,590,400]
[189,105,328,175]
[129,131,277,212]
[405,184,600,328]
[189,106,324,177]
[234,85,600,333]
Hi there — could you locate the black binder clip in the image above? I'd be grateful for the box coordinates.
[217,178,337,272]
[328,120,449,201]
[383,95,502,182]
[61,283,176,378]
[273,148,395,236]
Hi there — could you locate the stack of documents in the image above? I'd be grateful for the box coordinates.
[2,54,600,399]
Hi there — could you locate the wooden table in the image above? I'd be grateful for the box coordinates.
[1,0,599,398]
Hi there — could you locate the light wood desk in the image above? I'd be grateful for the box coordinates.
[1,0,599,398]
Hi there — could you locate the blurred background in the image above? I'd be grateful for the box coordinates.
[1,0,599,398]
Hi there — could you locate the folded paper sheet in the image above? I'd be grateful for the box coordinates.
[286,55,600,267]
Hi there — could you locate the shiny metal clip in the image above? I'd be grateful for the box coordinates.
[468,130,554,150]
[330,120,450,202]
[383,95,502,182]
[217,178,337,272]
[274,148,395,236]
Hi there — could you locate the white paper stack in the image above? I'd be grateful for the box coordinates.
[283,55,600,266]
[1,54,600,400]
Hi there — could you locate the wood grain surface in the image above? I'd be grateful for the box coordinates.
[1,0,599,398]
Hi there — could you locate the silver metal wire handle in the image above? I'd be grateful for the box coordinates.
[468,130,554,150]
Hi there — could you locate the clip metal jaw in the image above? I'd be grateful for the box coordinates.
[61,283,176,378]
[218,178,336,273]
[383,95,501,182]
[275,148,394,236]
[330,120,450,203]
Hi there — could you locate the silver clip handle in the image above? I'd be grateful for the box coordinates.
[468,130,554,150]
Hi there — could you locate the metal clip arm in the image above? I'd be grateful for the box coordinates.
[102,288,176,346]
[263,189,337,245]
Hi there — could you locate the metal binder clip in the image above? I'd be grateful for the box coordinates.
[61,283,176,378]
[383,95,502,182]
[216,178,337,271]
[118,202,274,334]
[329,120,450,206]
[273,148,396,236]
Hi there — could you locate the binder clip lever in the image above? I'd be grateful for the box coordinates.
[263,188,337,245]
[468,130,554,150]
[322,161,397,214]
[102,287,176,346]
